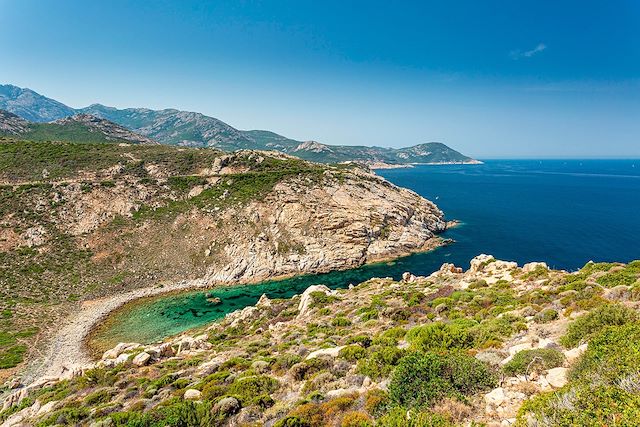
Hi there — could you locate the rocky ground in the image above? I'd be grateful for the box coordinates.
[2,255,639,426]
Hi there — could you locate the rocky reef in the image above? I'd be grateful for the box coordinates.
[3,255,639,426]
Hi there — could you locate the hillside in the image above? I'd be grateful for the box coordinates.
[0,110,158,145]
[0,138,447,380]
[0,84,478,165]
[2,256,639,426]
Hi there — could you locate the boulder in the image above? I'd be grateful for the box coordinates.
[297,285,332,317]
[439,263,462,274]
[213,397,240,415]
[256,294,272,308]
[115,353,131,365]
[36,400,58,416]
[507,342,532,356]
[132,352,151,367]
[306,346,344,360]
[522,262,548,273]
[563,343,588,363]
[402,272,417,282]
[102,342,140,360]
[484,387,506,406]
[546,367,568,388]
[470,254,496,273]
[183,389,202,400]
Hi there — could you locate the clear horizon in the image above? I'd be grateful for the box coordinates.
[1,0,638,158]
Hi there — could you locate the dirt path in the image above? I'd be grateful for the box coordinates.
[20,278,210,385]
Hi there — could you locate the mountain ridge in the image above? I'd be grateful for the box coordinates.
[0,109,159,145]
[0,84,479,165]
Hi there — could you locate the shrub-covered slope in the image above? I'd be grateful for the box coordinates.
[2,256,639,426]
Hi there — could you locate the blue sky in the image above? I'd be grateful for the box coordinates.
[0,0,638,157]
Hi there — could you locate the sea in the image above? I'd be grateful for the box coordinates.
[91,159,640,349]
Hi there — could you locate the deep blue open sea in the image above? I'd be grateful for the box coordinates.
[92,159,640,347]
[379,159,640,271]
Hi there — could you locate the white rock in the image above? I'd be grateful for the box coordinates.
[508,343,532,356]
[522,262,548,273]
[470,254,496,272]
[184,389,202,400]
[564,343,588,363]
[36,400,58,416]
[257,294,272,308]
[485,387,506,406]
[546,367,568,388]
[115,353,131,365]
[132,352,151,366]
[306,346,345,359]
[326,388,360,398]
[297,285,332,317]
[101,342,140,360]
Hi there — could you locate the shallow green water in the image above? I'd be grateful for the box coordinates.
[89,241,458,351]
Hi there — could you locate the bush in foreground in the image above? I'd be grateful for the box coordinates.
[388,352,496,408]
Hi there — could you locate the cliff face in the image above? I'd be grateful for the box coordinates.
[204,169,445,282]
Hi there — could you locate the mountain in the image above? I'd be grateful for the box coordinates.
[1,84,478,165]
[290,141,477,165]
[78,104,251,149]
[0,109,158,144]
[0,109,30,134]
[0,84,75,122]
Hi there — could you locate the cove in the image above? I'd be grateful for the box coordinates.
[91,159,640,351]
[88,239,460,354]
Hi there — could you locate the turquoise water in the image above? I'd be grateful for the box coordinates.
[94,159,640,348]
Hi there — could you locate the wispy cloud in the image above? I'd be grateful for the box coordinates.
[510,43,547,60]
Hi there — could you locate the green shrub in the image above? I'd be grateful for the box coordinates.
[36,406,90,427]
[595,264,639,287]
[469,315,526,348]
[516,383,640,427]
[388,352,495,408]
[0,344,27,369]
[310,291,339,308]
[273,353,302,371]
[570,322,640,384]
[346,335,372,348]
[339,345,367,361]
[357,346,405,379]
[518,322,640,426]
[444,351,498,393]
[84,388,116,406]
[504,348,565,376]
[341,411,373,427]
[534,308,559,323]
[561,303,638,348]
[227,375,278,405]
[332,317,352,327]
[406,321,473,352]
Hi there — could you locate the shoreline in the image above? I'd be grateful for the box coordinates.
[370,160,483,169]
[22,236,451,385]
